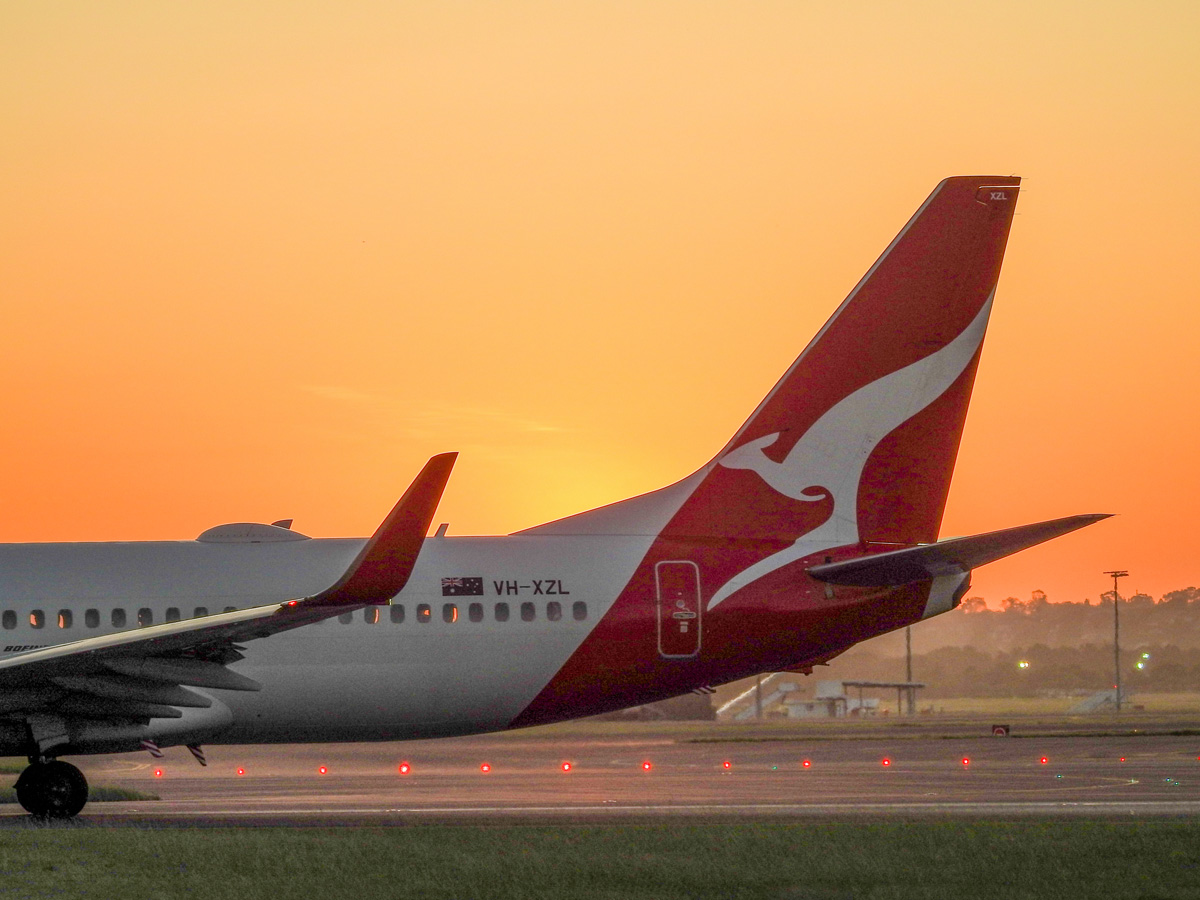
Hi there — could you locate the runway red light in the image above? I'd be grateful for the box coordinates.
[561,762,572,773]
[154,769,163,778]
[881,758,891,767]
[1040,757,1049,765]
[236,767,245,776]
[962,757,970,767]
[641,761,652,771]
[802,759,812,769]
[318,766,328,775]
[399,762,411,775]
[722,760,732,770]
[480,763,491,773]
[1120,757,1127,763]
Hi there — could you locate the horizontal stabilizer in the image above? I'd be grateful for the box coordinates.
[807,514,1111,587]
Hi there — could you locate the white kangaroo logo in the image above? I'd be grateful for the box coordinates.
[707,292,995,610]
[718,432,832,503]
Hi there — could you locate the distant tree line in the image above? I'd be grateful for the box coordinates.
[804,585,1200,698]
[857,586,1200,658]
[822,642,1200,699]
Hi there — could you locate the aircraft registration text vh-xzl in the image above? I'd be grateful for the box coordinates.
[0,176,1106,817]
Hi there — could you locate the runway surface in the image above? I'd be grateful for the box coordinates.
[5,721,1200,825]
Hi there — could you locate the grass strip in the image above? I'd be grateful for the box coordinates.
[0,821,1196,899]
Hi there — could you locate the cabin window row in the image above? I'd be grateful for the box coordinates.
[337,601,589,625]
[1,600,589,631]
[2,606,237,630]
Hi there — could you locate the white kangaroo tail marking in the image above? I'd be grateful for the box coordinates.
[707,291,995,610]
[718,433,831,502]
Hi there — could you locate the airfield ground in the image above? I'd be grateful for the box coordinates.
[2,710,1198,898]
[4,709,1200,824]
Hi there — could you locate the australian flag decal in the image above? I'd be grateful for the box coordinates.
[441,577,484,597]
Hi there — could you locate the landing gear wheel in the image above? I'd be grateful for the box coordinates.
[15,760,89,819]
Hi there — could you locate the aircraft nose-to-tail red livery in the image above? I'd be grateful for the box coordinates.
[0,176,1106,817]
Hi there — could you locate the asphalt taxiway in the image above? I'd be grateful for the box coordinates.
[5,721,1200,825]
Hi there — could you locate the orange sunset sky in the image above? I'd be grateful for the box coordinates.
[2,2,1197,607]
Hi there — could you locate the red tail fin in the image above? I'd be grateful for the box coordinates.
[674,176,1019,545]
[523,176,1020,549]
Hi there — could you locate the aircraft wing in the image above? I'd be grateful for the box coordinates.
[0,453,456,725]
[806,514,1110,587]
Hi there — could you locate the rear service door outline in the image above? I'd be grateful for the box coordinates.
[655,561,702,658]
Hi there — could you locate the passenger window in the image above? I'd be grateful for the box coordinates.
[338,612,353,624]
[468,602,483,623]
[442,603,458,623]
[30,610,45,629]
[546,601,562,622]
[193,606,208,618]
[417,604,431,623]
[520,601,535,622]
[2,611,15,630]
[57,610,72,629]
[495,602,510,622]
[166,607,180,623]
[573,601,587,621]
[137,608,153,627]
[85,609,99,628]
[390,605,405,624]
[112,609,126,628]
[365,608,380,625]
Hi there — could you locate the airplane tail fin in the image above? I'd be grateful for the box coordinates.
[524,177,1021,553]
[681,175,1021,549]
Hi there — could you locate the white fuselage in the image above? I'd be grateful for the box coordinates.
[0,533,652,744]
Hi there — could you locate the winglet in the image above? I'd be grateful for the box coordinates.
[300,452,458,607]
[807,514,1111,587]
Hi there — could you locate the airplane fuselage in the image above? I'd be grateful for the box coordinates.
[0,531,944,754]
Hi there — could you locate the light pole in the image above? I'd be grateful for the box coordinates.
[905,626,914,716]
[1104,570,1128,712]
